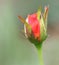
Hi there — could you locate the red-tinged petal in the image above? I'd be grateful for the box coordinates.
[28,13,40,39]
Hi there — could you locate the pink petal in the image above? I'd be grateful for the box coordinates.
[28,13,40,38]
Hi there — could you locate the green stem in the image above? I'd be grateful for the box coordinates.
[36,43,44,65]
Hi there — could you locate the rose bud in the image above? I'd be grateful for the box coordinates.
[18,6,48,45]
[23,6,48,45]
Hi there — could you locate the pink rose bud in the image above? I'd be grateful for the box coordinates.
[18,6,49,44]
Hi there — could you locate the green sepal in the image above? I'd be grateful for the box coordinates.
[18,16,31,34]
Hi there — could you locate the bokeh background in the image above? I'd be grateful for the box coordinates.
[0,0,59,65]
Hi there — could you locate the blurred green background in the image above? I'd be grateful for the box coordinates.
[0,0,59,65]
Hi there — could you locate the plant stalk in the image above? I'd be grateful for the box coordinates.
[36,43,44,65]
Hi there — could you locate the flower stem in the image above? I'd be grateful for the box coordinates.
[36,43,44,65]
